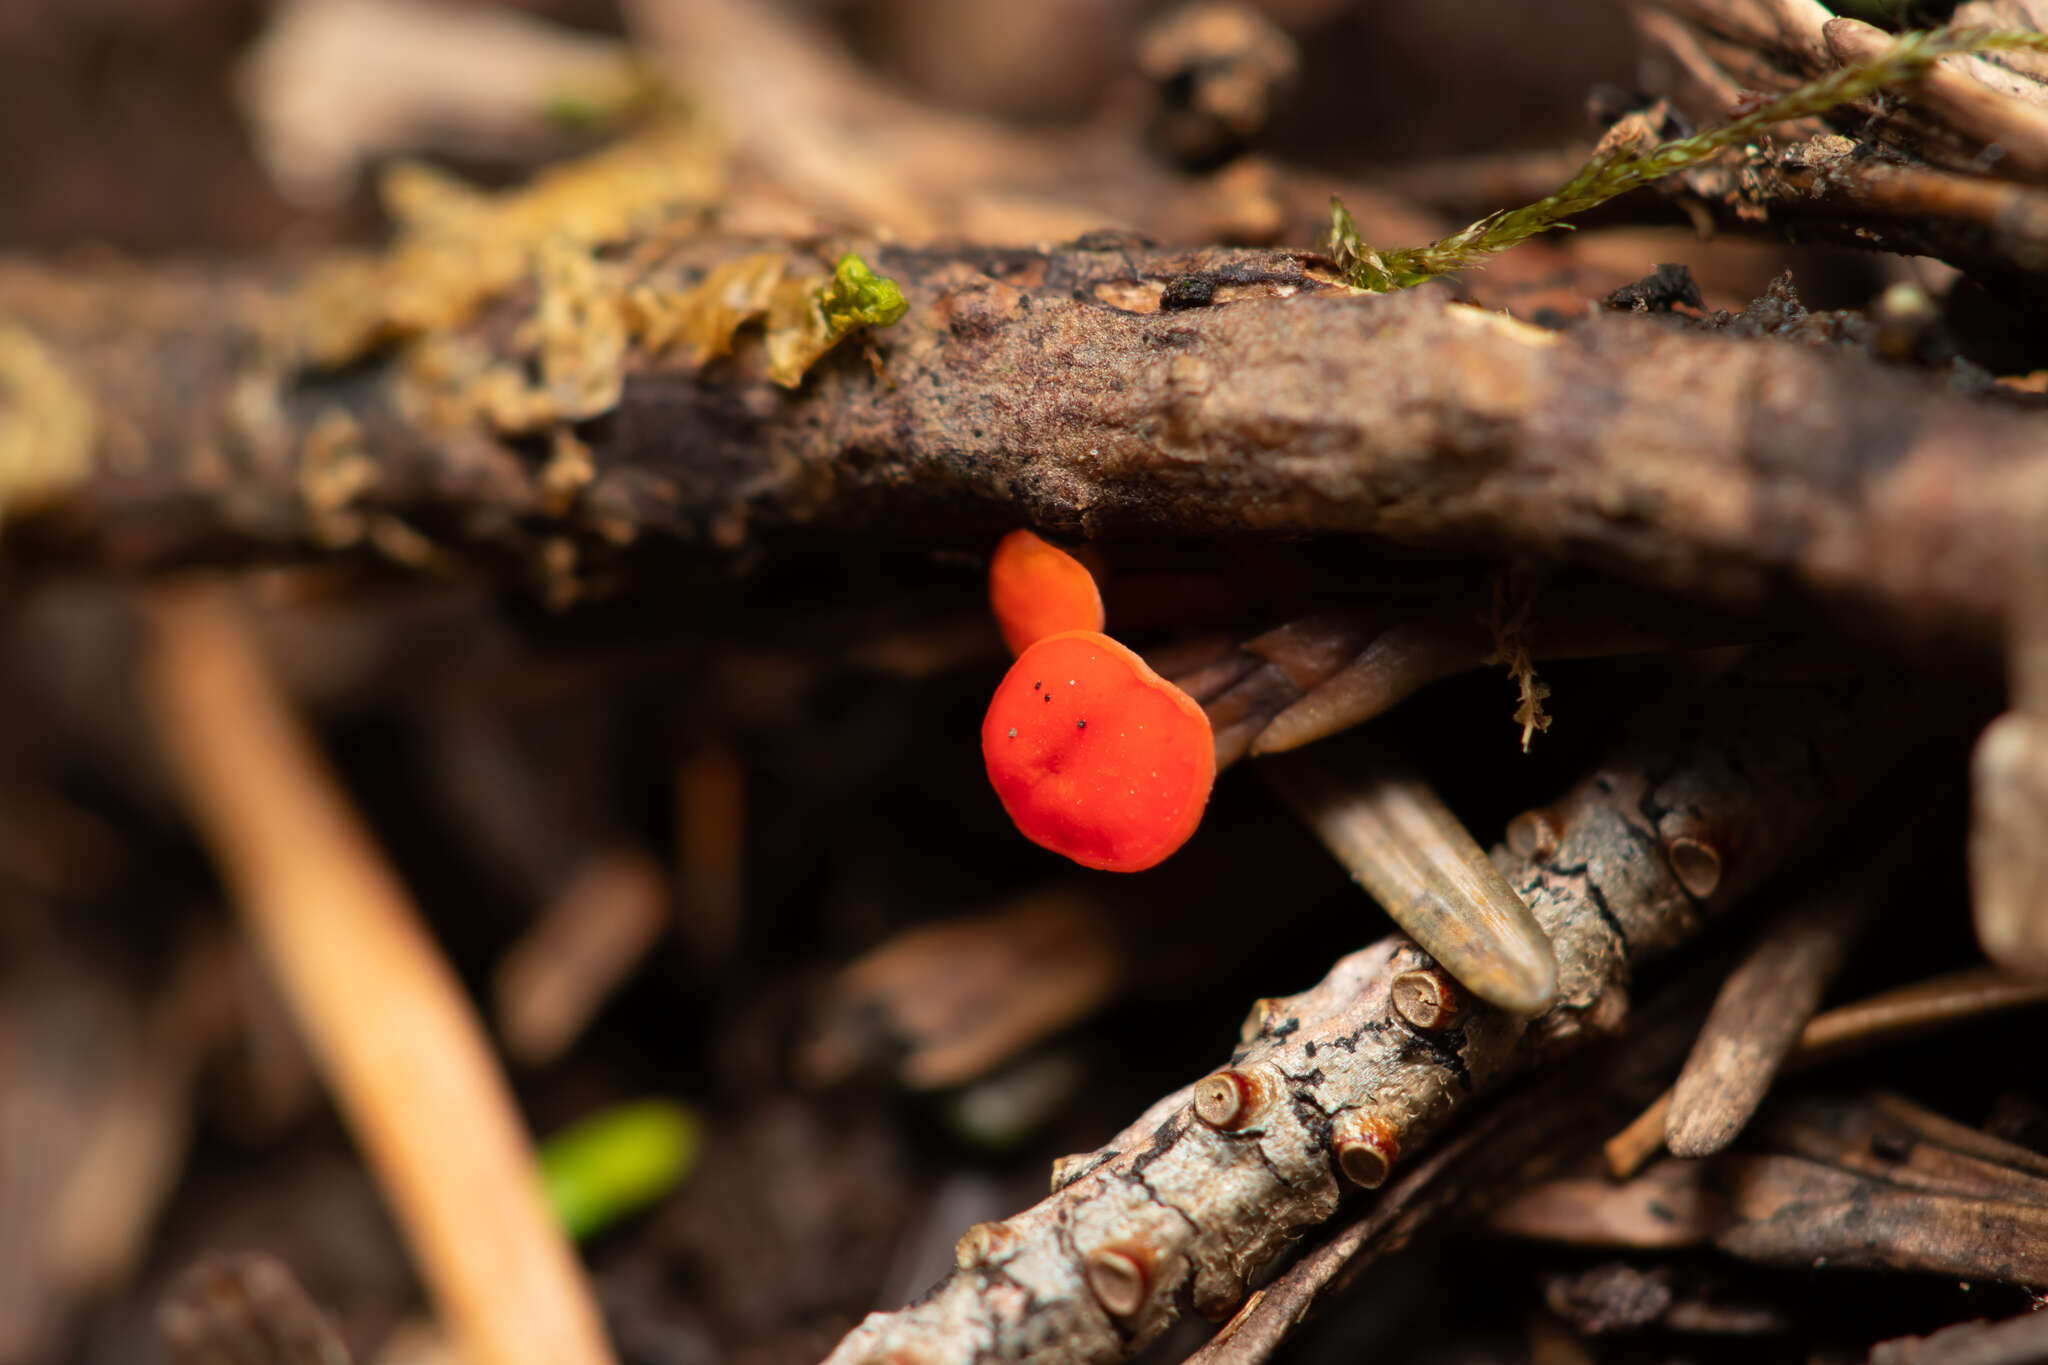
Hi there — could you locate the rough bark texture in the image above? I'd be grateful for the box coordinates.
[819,650,1942,1365]
[1503,648,1950,1049]
[6,240,2048,642]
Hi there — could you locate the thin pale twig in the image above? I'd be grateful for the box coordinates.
[1200,616,1382,768]
[142,584,617,1365]
[1248,583,1754,759]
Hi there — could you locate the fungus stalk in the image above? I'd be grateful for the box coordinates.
[988,530,1107,657]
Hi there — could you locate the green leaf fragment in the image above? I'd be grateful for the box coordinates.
[539,1098,701,1240]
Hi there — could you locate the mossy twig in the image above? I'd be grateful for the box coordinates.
[1331,27,2048,290]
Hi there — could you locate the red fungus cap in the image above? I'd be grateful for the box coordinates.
[982,630,1216,872]
[989,530,1106,656]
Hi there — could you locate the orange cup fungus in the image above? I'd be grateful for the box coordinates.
[988,529,1106,656]
[982,630,1216,872]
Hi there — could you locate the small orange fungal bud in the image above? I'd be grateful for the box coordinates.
[982,631,1215,873]
[989,530,1106,656]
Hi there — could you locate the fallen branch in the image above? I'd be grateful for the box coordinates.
[819,649,1943,1365]
[7,236,2048,648]
[1189,979,1717,1365]
[1328,24,2048,289]
[1636,4,2048,182]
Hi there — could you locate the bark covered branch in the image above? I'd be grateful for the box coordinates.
[6,238,2048,646]
[820,649,1942,1365]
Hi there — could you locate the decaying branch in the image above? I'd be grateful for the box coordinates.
[7,234,2048,648]
[1495,1090,2048,1286]
[820,648,1943,1365]
[1680,131,2048,287]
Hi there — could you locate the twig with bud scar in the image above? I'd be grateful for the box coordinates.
[1503,647,1952,1047]
[820,650,1945,1365]
[824,936,1528,1365]
[1193,974,1722,1365]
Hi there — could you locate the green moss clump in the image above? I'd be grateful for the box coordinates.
[818,253,910,337]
